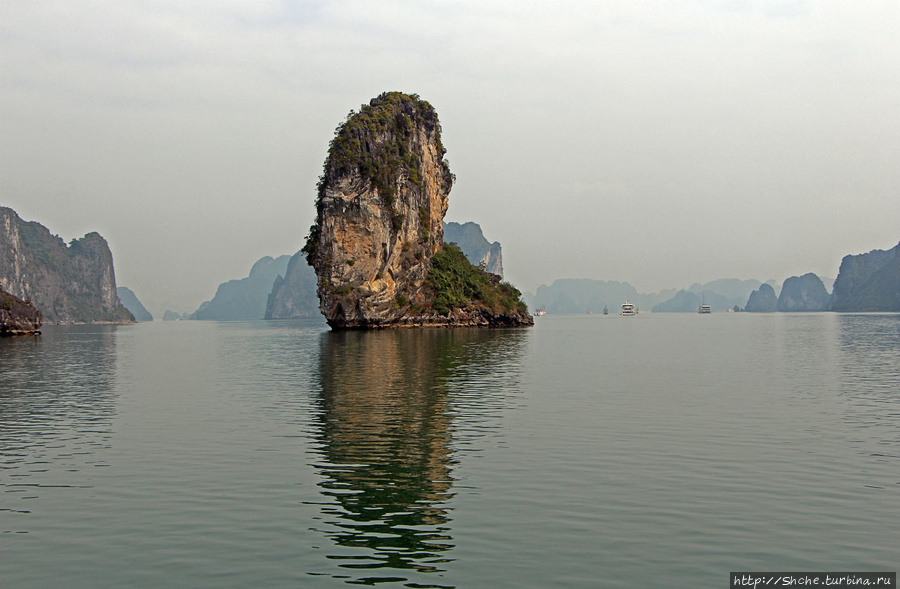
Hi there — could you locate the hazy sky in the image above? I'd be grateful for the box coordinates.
[2,1,898,315]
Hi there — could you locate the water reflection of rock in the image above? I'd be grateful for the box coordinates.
[309,328,527,584]
[0,325,118,531]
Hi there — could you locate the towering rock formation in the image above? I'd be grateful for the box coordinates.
[117,287,153,321]
[303,92,531,329]
[264,251,320,320]
[0,206,133,323]
[777,273,831,312]
[832,242,900,312]
[1,286,42,335]
[744,283,779,312]
[443,221,503,277]
[193,255,291,321]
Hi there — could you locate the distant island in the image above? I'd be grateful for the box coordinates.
[192,255,292,321]
[0,206,133,324]
[525,239,898,315]
[302,91,531,329]
[117,287,153,321]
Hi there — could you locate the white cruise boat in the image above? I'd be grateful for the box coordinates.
[620,301,637,316]
[698,298,712,314]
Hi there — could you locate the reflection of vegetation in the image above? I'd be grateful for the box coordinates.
[427,244,528,316]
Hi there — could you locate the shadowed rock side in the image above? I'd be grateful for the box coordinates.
[303,91,532,329]
[264,251,320,319]
[443,221,503,277]
[0,206,133,323]
[117,287,153,321]
[777,273,831,312]
[193,255,291,321]
[832,242,900,312]
[1,286,42,335]
[745,283,779,312]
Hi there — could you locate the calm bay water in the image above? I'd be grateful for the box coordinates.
[1,313,898,587]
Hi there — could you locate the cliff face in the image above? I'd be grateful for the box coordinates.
[264,251,320,319]
[777,273,831,312]
[0,207,133,323]
[0,286,42,335]
[745,283,778,312]
[443,222,503,277]
[832,242,900,312]
[193,255,291,320]
[303,92,531,329]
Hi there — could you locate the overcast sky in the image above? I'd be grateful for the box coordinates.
[2,1,898,315]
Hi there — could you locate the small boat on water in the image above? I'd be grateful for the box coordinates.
[698,296,711,314]
[602,305,609,315]
[620,301,637,316]
[534,307,547,317]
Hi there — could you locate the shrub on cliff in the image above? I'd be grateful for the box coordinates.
[427,244,527,316]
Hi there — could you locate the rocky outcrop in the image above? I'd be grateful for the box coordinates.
[0,286,42,335]
[443,221,503,277]
[831,242,900,312]
[744,283,779,312]
[117,287,153,321]
[303,92,531,329]
[264,251,320,319]
[777,273,831,312]
[0,206,133,323]
[193,255,291,321]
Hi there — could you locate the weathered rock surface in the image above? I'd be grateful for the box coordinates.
[777,273,831,312]
[443,221,503,277]
[117,286,153,321]
[0,286,42,335]
[0,206,133,323]
[744,283,779,312]
[832,242,900,312]
[303,92,532,329]
[193,255,291,321]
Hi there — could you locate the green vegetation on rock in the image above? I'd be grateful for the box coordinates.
[426,244,527,316]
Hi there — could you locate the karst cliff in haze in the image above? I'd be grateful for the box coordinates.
[0,206,133,323]
[302,92,532,329]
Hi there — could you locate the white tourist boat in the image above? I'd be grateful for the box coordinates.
[698,297,711,314]
[620,301,637,316]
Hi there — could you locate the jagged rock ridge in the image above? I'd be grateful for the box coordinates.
[443,222,503,277]
[303,92,531,329]
[0,206,133,323]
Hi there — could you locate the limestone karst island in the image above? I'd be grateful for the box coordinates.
[302,92,533,329]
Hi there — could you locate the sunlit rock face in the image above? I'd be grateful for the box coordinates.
[0,206,133,323]
[303,92,532,329]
